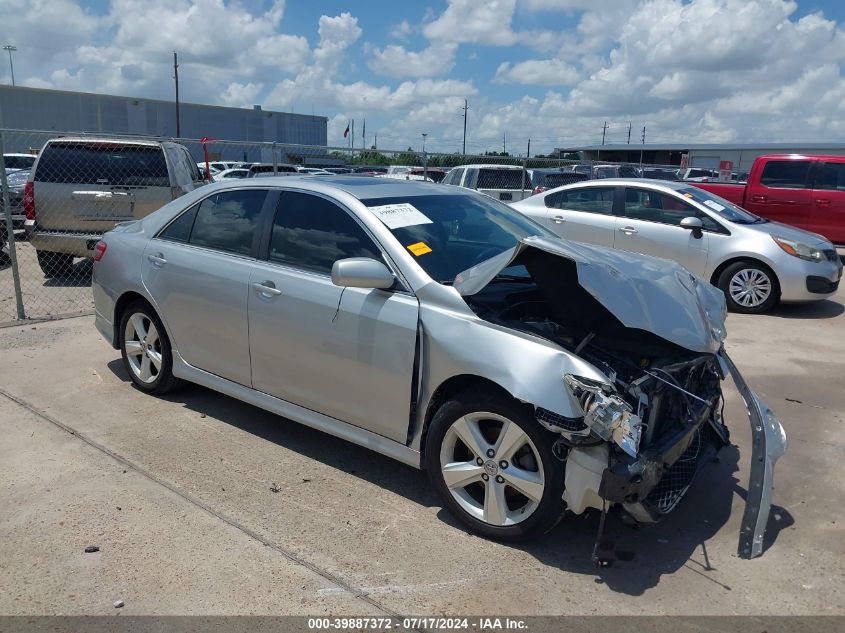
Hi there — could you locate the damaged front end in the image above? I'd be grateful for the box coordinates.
[456,236,787,559]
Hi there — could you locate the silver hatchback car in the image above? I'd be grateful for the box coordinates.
[512,179,842,314]
[92,177,785,558]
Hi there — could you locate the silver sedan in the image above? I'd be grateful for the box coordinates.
[92,177,785,558]
[512,179,842,313]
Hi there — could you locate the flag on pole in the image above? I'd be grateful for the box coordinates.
[343,122,350,138]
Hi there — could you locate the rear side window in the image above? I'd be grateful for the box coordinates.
[759,160,811,189]
[545,187,615,215]
[158,204,199,243]
[34,143,169,186]
[3,155,35,170]
[815,162,845,191]
[476,169,528,190]
[268,192,381,274]
[188,190,268,255]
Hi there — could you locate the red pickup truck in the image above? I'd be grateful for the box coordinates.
[695,154,845,245]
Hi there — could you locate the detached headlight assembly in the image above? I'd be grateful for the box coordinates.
[772,236,824,262]
[564,374,642,458]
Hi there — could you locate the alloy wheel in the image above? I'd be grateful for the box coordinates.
[123,312,163,384]
[439,412,545,527]
[729,268,772,308]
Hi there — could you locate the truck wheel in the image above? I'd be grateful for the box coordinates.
[36,250,75,278]
[425,389,566,541]
[718,261,780,314]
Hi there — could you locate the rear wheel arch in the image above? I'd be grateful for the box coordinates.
[419,375,525,463]
[113,292,158,349]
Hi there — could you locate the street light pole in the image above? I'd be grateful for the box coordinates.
[422,133,428,180]
[3,45,17,86]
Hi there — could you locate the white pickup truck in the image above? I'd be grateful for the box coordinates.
[441,164,532,202]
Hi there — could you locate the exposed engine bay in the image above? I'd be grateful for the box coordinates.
[465,249,730,526]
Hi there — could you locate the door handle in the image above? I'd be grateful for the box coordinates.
[750,195,768,203]
[551,215,565,224]
[147,253,167,266]
[816,198,831,206]
[252,281,282,297]
[618,226,638,235]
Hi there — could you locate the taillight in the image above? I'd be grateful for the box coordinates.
[93,241,107,262]
[23,181,34,220]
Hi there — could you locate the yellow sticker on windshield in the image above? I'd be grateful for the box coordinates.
[407,242,433,256]
[683,193,694,198]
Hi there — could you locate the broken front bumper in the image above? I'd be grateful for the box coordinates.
[721,351,788,559]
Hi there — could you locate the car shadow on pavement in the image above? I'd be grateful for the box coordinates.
[43,259,93,287]
[107,359,793,596]
[765,299,844,319]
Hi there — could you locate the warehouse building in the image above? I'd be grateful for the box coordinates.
[557,142,845,173]
[0,85,330,165]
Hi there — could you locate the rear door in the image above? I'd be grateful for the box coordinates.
[142,188,272,386]
[540,185,618,247]
[615,187,715,276]
[810,160,845,244]
[33,142,173,233]
[747,159,814,228]
[247,190,419,443]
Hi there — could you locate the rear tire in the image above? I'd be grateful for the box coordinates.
[36,250,74,278]
[425,388,566,541]
[118,301,182,395]
[718,260,780,314]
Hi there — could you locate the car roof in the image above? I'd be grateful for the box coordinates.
[213,174,469,200]
[556,177,693,191]
[450,164,523,170]
[45,137,163,147]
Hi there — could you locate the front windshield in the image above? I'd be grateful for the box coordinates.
[677,186,763,224]
[361,194,553,284]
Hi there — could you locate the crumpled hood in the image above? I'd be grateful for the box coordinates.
[454,236,727,354]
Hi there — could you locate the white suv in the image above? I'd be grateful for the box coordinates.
[442,164,531,202]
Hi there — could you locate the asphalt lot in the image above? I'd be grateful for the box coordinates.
[0,283,843,615]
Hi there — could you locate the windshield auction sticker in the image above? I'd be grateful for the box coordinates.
[368,203,433,229]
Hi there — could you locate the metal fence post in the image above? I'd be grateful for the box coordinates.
[272,142,278,174]
[521,156,528,198]
[0,130,26,320]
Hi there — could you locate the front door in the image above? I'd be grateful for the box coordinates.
[615,187,713,277]
[142,188,271,386]
[248,191,420,443]
[747,159,813,229]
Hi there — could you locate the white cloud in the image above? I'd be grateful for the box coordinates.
[390,20,413,39]
[494,59,579,85]
[424,0,519,45]
[368,42,457,78]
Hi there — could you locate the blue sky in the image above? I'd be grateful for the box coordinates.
[4,0,845,153]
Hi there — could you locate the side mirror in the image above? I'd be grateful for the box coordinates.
[680,216,704,239]
[331,257,395,290]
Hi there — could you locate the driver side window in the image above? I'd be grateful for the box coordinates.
[623,189,722,231]
[268,192,382,274]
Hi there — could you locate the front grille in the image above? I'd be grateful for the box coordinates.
[644,429,702,513]
[536,407,587,432]
[806,275,840,294]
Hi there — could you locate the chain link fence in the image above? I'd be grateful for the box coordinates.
[0,127,686,326]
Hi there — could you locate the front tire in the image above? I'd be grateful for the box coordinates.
[718,261,779,314]
[425,389,566,541]
[118,301,182,394]
[36,250,74,278]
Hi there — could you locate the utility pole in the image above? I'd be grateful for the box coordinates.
[374,133,377,150]
[639,125,646,167]
[173,51,180,137]
[627,121,632,144]
[527,139,531,159]
[601,121,607,145]
[461,99,468,156]
[3,45,16,86]
[503,132,506,155]
[422,133,428,179]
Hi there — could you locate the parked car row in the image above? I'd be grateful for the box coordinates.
[90,174,786,559]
